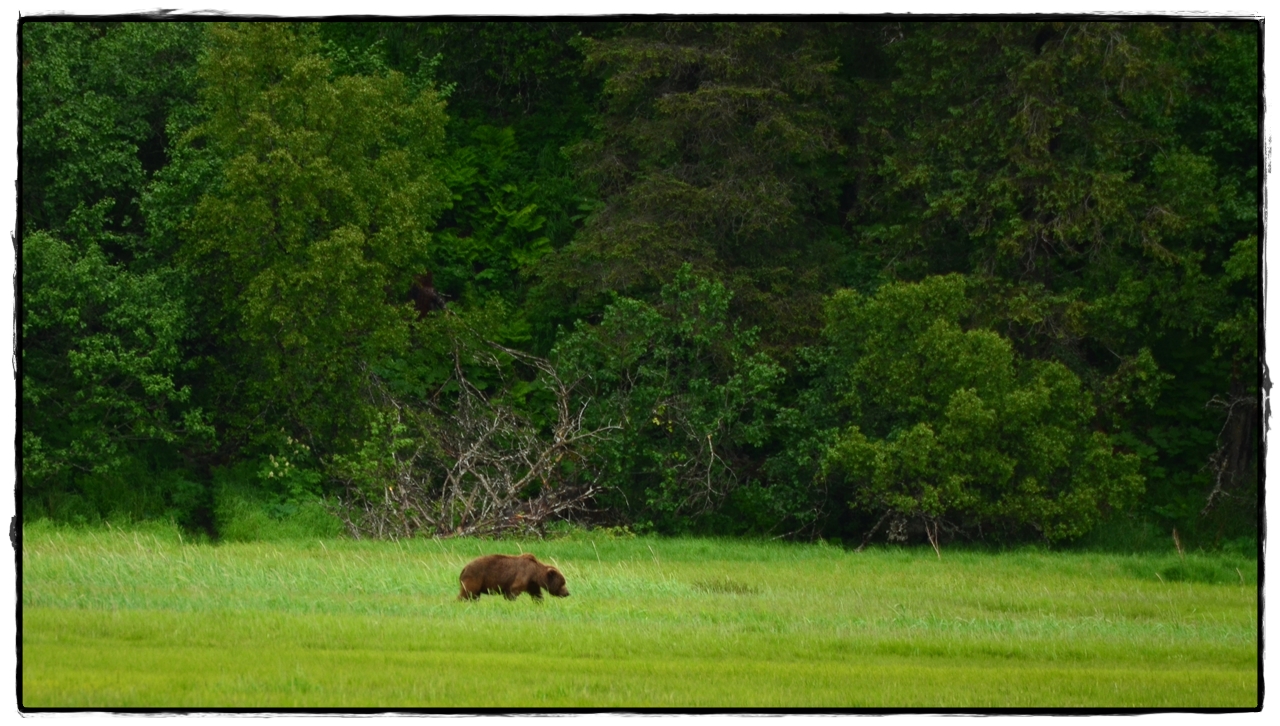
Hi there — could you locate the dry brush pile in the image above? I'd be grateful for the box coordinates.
[329,323,620,540]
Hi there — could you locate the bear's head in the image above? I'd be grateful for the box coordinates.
[545,567,569,597]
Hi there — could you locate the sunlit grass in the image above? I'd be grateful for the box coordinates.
[21,520,1258,708]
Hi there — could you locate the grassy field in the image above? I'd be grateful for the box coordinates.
[20,520,1258,709]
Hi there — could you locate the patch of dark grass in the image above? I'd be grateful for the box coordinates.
[1155,561,1249,586]
[692,577,760,595]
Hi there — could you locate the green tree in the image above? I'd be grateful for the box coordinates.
[22,222,210,506]
[22,22,206,242]
[851,22,1259,543]
[429,125,555,310]
[554,265,784,532]
[821,275,1144,544]
[317,22,609,353]
[182,23,451,455]
[542,22,851,351]
[21,21,213,524]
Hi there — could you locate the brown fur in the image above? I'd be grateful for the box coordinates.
[457,553,570,601]
[409,271,446,318]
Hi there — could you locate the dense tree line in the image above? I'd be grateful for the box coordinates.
[21,20,1259,549]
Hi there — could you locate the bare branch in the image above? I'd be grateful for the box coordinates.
[329,330,621,540]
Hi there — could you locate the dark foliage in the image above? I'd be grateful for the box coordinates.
[20,20,1259,551]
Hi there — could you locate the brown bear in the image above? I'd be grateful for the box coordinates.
[457,553,570,601]
[409,271,447,318]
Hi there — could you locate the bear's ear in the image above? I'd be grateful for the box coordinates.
[548,568,564,586]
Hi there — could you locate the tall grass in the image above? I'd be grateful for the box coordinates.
[21,521,1258,708]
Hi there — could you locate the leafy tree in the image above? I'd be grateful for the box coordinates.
[181,23,451,455]
[821,275,1144,544]
[21,21,213,524]
[22,22,206,243]
[555,265,784,532]
[22,222,210,498]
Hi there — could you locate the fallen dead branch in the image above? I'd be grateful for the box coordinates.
[329,326,620,540]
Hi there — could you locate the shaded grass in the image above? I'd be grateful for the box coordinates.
[21,521,1259,708]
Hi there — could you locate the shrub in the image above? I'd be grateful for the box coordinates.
[554,265,784,532]
[820,275,1144,544]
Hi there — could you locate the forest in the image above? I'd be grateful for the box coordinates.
[20,20,1260,551]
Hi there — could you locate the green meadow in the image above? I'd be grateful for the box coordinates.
[21,521,1258,709]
